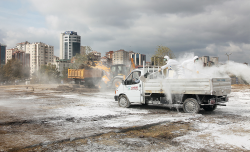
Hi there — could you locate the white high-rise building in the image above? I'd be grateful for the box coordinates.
[16,42,54,75]
[60,31,81,59]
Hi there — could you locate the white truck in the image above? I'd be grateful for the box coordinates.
[114,68,231,113]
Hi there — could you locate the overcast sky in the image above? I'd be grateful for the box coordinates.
[0,0,249,63]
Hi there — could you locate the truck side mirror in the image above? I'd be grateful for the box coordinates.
[122,80,125,85]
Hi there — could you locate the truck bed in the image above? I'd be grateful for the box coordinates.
[143,78,231,96]
[68,69,103,79]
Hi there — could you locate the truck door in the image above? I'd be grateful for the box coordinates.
[123,71,142,104]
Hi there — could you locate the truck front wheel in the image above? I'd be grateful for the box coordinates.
[183,98,200,113]
[203,105,217,111]
[118,95,131,108]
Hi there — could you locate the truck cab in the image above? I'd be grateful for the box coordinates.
[115,68,162,107]
[116,69,143,107]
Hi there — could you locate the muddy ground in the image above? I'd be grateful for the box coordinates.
[0,84,250,152]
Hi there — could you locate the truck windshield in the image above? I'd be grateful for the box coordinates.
[125,71,141,85]
[111,64,127,77]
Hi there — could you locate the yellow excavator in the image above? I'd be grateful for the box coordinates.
[94,58,135,89]
[68,58,135,89]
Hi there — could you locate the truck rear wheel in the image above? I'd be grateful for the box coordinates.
[183,98,200,113]
[118,95,131,108]
[203,105,217,111]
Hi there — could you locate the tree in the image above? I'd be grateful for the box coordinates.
[155,45,175,58]
[61,67,69,82]
[70,46,96,69]
[84,46,94,54]
[37,63,60,83]
[0,66,4,82]
[2,59,29,82]
[152,45,175,66]
[70,53,89,69]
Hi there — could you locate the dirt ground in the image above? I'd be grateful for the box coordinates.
[0,84,250,152]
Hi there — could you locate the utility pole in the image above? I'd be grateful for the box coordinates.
[225,53,232,61]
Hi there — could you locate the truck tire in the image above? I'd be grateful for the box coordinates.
[118,95,131,108]
[183,98,200,113]
[113,79,122,89]
[203,105,217,111]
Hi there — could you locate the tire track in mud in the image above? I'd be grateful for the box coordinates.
[0,114,122,126]
[9,120,191,152]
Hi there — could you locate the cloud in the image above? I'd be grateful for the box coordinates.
[45,15,59,29]
[0,29,6,44]
[221,42,243,53]
[1,0,249,64]
[2,27,60,55]
[205,44,217,54]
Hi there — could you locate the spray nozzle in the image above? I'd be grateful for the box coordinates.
[144,72,150,78]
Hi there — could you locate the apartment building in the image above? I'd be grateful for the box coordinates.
[199,56,219,67]
[12,50,30,68]
[53,56,60,63]
[5,48,18,64]
[210,57,219,65]
[106,51,113,59]
[16,42,54,75]
[92,51,101,61]
[54,59,71,77]
[104,51,113,66]
[16,41,29,51]
[60,31,81,59]
[112,49,130,65]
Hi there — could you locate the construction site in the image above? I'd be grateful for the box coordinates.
[1,0,250,151]
[1,54,250,151]
[0,81,249,151]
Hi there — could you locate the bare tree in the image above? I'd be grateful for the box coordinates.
[151,45,175,66]
[155,45,175,59]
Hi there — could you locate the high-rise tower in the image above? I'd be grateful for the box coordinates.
[60,31,81,59]
[0,43,7,66]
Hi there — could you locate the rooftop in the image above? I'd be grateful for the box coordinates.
[63,31,78,35]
